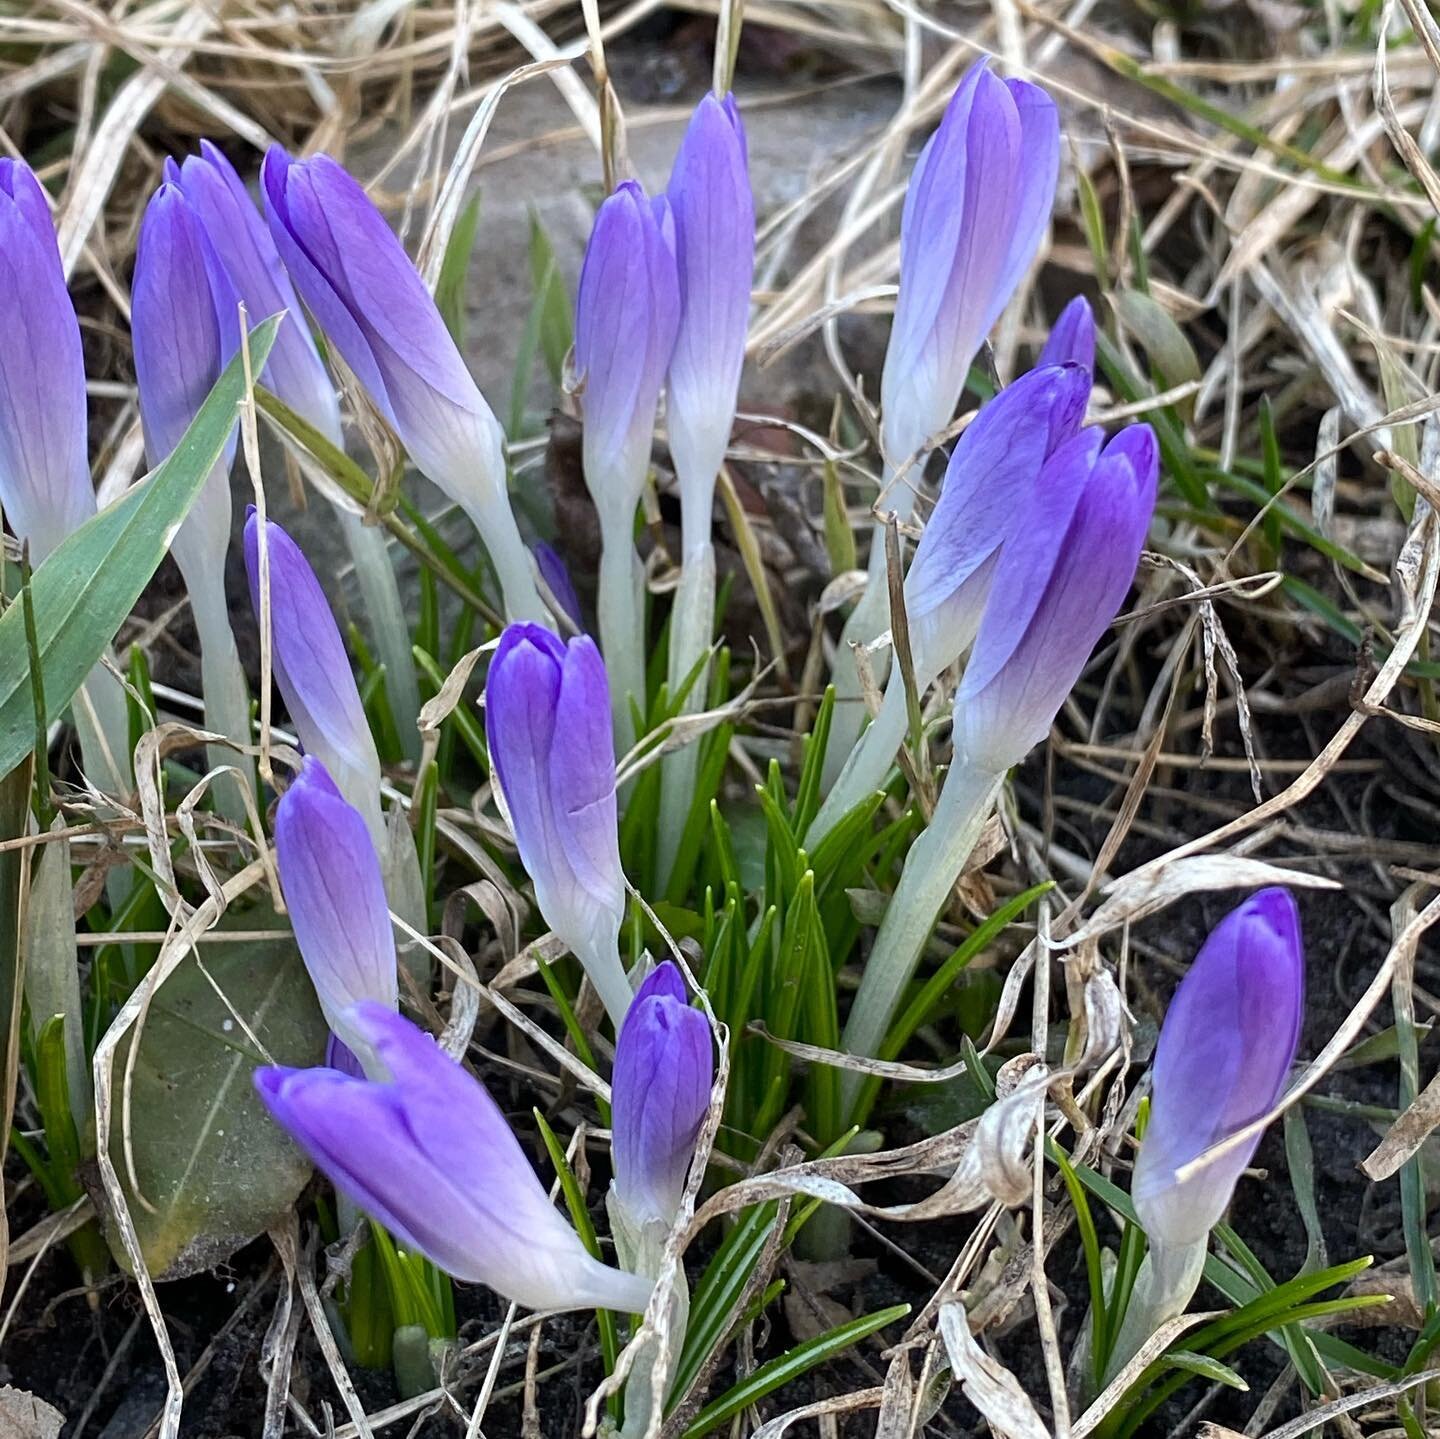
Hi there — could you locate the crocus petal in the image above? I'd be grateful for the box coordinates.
[880,62,1060,464]
[262,147,510,517]
[956,424,1157,773]
[244,510,383,842]
[256,1005,653,1311]
[485,624,631,1025]
[0,161,93,560]
[612,963,713,1228]
[533,542,584,629]
[904,363,1090,684]
[574,181,681,524]
[666,91,754,495]
[1133,889,1304,1246]
[1036,296,1096,374]
[176,142,342,447]
[275,757,397,1062]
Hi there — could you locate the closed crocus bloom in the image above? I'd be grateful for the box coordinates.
[806,363,1090,847]
[176,142,422,758]
[261,148,546,624]
[611,963,712,1235]
[0,160,93,561]
[134,176,252,821]
[275,758,397,1072]
[533,541,584,630]
[484,624,632,1028]
[574,181,680,746]
[665,93,753,535]
[1133,888,1304,1246]
[880,61,1060,469]
[256,1004,654,1313]
[1036,295,1096,374]
[955,423,1158,774]
[244,510,384,847]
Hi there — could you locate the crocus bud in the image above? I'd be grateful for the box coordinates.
[954,424,1157,774]
[275,757,397,1072]
[1036,295,1096,374]
[171,141,342,446]
[244,509,384,847]
[1133,888,1304,1247]
[611,963,712,1234]
[256,1003,654,1313]
[0,160,93,561]
[133,173,241,577]
[261,148,545,623]
[665,92,754,534]
[534,541,583,630]
[880,61,1059,475]
[904,363,1090,689]
[483,624,632,1028]
[574,180,680,530]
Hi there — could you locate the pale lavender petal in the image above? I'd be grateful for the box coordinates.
[612,963,712,1226]
[956,424,1157,772]
[1133,888,1304,1245]
[1036,296,1096,374]
[534,542,583,628]
[0,160,93,560]
[274,756,397,1049]
[666,91,755,491]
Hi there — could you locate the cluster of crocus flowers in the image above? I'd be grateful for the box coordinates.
[256,1003,653,1314]
[826,60,1061,781]
[840,417,1159,1113]
[572,92,754,763]
[0,160,131,796]
[261,148,549,630]
[483,624,633,1027]
[1107,887,1304,1375]
[168,143,422,758]
[807,348,1093,846]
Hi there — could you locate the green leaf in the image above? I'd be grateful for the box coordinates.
[1162,1350,1248,1389]
[1111,290,1201,420]
[435,192,483,345]
[0,318,280,780]
[95,903,327,1278]
[682,1304,909,1438]
[0,759,30,1192]
[529,210,574,385]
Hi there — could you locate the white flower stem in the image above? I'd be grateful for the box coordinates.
[805,664,910,849]
[461,496,548,627]
[188,577,253,829]
[70,650,133,797]
[656,539,715,888]
[337,510,421,764]
[597,524,647,756]
[1104,1238,1207,1384]
[839,760,1004,1121]
[578,930,636,1034]
[823,533,892,789]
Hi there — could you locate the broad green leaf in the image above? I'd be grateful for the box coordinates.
[1162,1350,1248,1389]
[1111,290,1201,419]
[436,192,483,345]
[96,904,327,1278]
[0,317,280,780]
[0,758,32,1268]
[529,210,573,385]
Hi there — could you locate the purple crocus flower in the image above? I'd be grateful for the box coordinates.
[665,92,754,529]
[275,757,397,1072]
[244,509,384,846]
[611,963,712,1232]
[1036,295,1096,374]
[484,624,631,1028]
[133,174,242,578]
[256,1003,654,1313]
[574,180,680,529]
[0,160,94,561]
[954,424,1158,774]
[261,148,546,623]
[904,363,1090,688]
[533,541,584,630]
[1133,888,1303,1245]
[171,141,342,445]
[880,60,1059,469]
